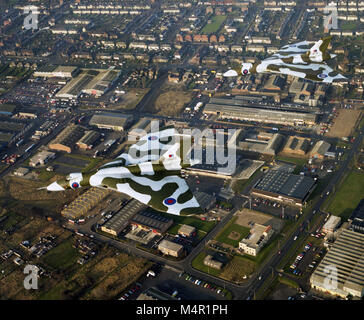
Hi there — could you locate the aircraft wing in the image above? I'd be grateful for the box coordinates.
[99,164,202,215]
[100,126,182,169]
[264,61,347,83]
[265,40,313,60]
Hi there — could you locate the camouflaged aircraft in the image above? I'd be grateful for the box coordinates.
[44,127,203,215]
[224,36,347,83]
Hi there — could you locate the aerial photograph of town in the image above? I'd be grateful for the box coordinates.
[0,0,363,311]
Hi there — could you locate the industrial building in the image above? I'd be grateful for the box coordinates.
[310,228,364,298]
[322,216,341,234]
[251,170,316,207]
[56,68,121,99]
[101,200,147,236]
[310,140,331,160]
[89,112,133,131]
[136,287,177,300]
[130,211,173,235]
[13,167,29,177]
[128,117,153,141]
[76,130,100,150]
[282,136,311,156]
[49,124,85,153]
[238,132,284,155]
[203,255,224,270]
[29,150,56,167]
[194,191,216,211]
[239,224,274,256]
[203,102,317,126]
[349,199,364,234]
[34,65,79,78]
[158,239,184,257]
[178,224,196,238]
[61,187,111,219]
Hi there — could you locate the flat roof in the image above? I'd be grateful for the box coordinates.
[158,239,183,252]
[311,228,364,297]
[103,200,146,232]
[90,113,132,128]
[253,170,316,201]
[131,211,172,231]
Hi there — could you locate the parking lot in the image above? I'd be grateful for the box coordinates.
[248,197,300,220]
[136,267,226,300]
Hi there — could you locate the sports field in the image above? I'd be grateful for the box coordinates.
[201,16,226,34]
[215,216,250,247]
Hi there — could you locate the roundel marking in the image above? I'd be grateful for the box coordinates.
[243,69,248,75]
[72,182,80,189]
[164,198,176,205]
[318,73,328,79]
[148,136,159,141]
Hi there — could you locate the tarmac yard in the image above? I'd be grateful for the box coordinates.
[326,109,362,138]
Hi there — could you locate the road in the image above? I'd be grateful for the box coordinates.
[66,120,363,300]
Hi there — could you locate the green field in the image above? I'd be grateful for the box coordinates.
[327,171,364,220]
[41,238,80,271]
[201,15,226,34]
[215,217,250,247]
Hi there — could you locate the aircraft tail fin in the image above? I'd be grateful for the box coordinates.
[308,36,332,62]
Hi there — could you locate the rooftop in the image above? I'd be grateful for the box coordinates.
[253,170,316,201]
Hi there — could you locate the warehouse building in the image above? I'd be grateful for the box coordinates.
[76,130,100,150]
[239,224,274,256]
[310,140,331,160]
[158,239,184,257]
[130,211,173,235]
[282,136,311,156]
[194,191,216,211]
[203,103,317,126]
[349,199,364,234]
[34,65,79,78]
[101,200,147,236]
[29,150,56,167]
[89,113,133,131]
[238,132,284,155]
[310,228,364,298]
[56,68,121,99]
[251,170,316,207]
[49,125,85,153]
[128,117,152,141]
[322,215,341,234]
[62,187,110,219]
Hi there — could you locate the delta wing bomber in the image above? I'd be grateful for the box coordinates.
[44,127,203,215]
[224,36,347,83]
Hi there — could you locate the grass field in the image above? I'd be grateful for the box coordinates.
[202,15,226,34]
[41,237,80,271]
[327,170,364,220]
[215,216,250,247]
[153,89,193,117]
[219,255,256,282]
